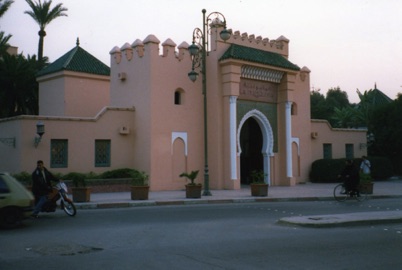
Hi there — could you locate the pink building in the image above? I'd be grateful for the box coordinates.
[0,23,367,191]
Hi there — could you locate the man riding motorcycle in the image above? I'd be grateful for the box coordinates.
[31,160,62,218]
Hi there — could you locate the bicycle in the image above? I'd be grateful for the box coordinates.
[333,183,368,202]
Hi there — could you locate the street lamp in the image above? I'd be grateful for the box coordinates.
[188,9,231,196]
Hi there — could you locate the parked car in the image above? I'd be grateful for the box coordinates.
[0,172,34,229]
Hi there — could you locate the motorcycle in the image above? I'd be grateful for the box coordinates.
[41,182,77,216]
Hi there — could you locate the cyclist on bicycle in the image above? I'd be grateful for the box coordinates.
[338,159,360,195]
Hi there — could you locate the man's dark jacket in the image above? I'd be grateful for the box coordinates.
[31,168,58,197]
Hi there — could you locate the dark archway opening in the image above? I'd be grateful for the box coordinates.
[240,117,263,185]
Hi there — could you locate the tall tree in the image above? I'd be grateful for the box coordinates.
[310,87,351,127]
[326,87,350,109]
[0,53,47,117]
[24,0,67,61]
[331,107,357,128]
[0,0,14,56]
[310,90,331,120]
[370,96,402,173]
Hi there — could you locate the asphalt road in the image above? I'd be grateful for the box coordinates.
[1,198,401,270]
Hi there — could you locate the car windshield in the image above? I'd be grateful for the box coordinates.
[0,175,10,193]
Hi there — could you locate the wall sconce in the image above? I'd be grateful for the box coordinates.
[34,121,45,148]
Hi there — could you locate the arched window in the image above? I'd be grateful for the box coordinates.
[291,102,297,115]
[174,89,183,105]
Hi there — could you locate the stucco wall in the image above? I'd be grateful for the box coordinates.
[110,36,206,191]
[310,120,367,161]
[38,71,110,117]
[0,108,135,175]
[37,75,66,116]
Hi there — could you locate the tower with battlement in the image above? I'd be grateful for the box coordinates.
[107,23,313,190]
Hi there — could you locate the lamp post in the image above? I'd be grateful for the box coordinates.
[188,9,231,196]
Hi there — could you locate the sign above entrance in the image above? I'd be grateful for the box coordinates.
[239,78,278,103]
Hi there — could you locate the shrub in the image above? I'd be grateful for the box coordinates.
[366,156,393,180]
[84,171,100,179]
[63,172,87,187]
[310,157,393,183]
[12,171,32,185]
[310,159,348,183]
[130,170,149,186]
[100,168,136,179]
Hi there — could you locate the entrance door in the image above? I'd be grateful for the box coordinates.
[240,117,263,184]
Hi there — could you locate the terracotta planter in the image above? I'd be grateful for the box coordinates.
[359,182,374,195]
[72,187,91,202]
[250,183,268,197]
[131,186,150,200]
[185,184,202,199]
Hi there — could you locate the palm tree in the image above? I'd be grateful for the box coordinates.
[0,0,14,56]
[24,0,67,61]
[0,0,14,17]
[0,53,47,117]
[0,31,12,57]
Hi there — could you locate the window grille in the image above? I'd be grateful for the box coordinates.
[51,139,68,168]
[95,139,111,167]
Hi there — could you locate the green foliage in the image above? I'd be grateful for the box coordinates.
[331,107,361,128]
[0,53,46,117]
[12,171,32,185]
[0,31,12,57]
[310,159,348,183]
[11,168,151,187]
[63,172,87,187]
[0,0,14,18]
[310,90,331,121]
[100,168,136,179]
[370,96,402,174]
[366,156,393,180]
[179,170,199,185]
[326,87,350,109]
[130,170,149,186]
[250,170,266,184]
[310,87,350,127]
[85,171,100,179]
[310,157,393,183]
[24,0,68,60]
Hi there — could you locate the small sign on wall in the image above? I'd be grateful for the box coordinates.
[239,78,278,103]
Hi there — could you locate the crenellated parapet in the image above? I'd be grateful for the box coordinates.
[225,30,289,58]
[109,34,190,65]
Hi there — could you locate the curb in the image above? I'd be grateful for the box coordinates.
[74,195,402,210]
[278,210,402,228]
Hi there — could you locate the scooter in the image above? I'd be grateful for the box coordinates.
[41,182,77,216]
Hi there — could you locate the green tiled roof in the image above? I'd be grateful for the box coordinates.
[357,84,393,107]
[219,44,300,71]
[370,87,392,105]
[37,45,110,77]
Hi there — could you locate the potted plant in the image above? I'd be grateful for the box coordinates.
[69,172,91,202]
[250,170,268,197]
[359,172,373,194]
[130,170,150,200]
[180,170,202,199]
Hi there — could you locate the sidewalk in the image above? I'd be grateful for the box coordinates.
[74,179,402,227]
[75,179,402,209]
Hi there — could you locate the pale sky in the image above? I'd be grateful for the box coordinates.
[2,0,402,102]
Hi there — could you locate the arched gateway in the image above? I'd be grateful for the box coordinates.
[237,109,274,185]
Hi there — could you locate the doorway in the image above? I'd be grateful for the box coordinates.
[240,117,263,184]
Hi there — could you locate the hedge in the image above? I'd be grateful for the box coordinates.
[310,156,393,183]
